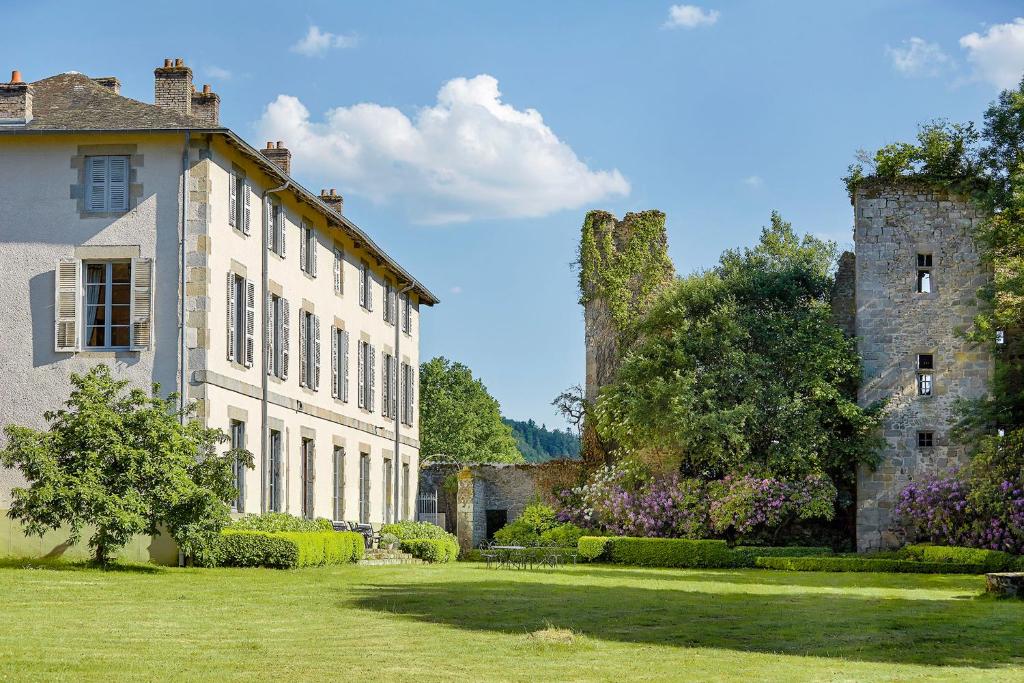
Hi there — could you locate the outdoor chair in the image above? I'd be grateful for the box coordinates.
[478,540,498,568]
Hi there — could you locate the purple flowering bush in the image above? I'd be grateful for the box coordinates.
[557,461,837,541]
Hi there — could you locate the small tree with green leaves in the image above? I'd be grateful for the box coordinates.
[0,365,252,565]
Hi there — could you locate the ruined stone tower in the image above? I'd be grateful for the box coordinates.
[850,179,992,550]
[580,210,675,463]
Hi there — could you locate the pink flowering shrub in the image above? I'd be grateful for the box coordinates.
[706,473,837,536]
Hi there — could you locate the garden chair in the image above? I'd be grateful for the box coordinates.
[478,540,498,568]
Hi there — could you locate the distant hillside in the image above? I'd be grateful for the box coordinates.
[502,418,581,462]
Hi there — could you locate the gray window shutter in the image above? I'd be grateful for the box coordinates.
[410,367,415,424]
[298,311,307,387]
[341,330,350,402]
[305,441,315,519]
[265,199,273,250]
[266,293,275,376]
[331,327,339,398]
[108,156,129,212]
[357,341,365,409]
[311,231,318,278]
[278,206,286,257]
[280,298,290,380]
[86,157,107,211]
[391,357,398,419]
[369,344,376,412]
[55,258,81,352]
[334,248,342,294]
[244,279,256,368]
[367,271,374,312]
[130,257,153,351]
[299,225,307,274]
[382,355,389,417]
[358,262,366,307]
[242,181,251,235]
[228,170,237,227]
[313,314,321,391]
[226,272,236,362]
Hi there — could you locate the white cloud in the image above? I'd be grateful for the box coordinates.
[664,5,719,29]
[742,175,763,188]
[886,37,951,77]
[256,74,630,224]
[203,65,232,80]
[960,18,1024,89]
[290,25,359,57]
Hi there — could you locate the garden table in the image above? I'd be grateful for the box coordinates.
[490,545,528,569]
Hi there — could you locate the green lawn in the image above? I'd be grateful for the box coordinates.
[1,561,1022,681]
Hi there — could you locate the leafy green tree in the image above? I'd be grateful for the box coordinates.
[0,365,252,565]
[502,417,581,462]
[594,213,884,487]
[419,357,522,463]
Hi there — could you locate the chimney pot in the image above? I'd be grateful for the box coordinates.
[320,188,344,215]
[203,84,211,94]
[164,58,172,67]
[154,59,194,116]
[10,70,21,84]
[175,58,184,67]
[276,141,284,149]
[331,188,336,194]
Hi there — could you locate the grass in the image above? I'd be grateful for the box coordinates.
[1,561,1022,681]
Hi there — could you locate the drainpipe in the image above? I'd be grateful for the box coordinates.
[179,132,190,423]
[395,283,415,521]
[261,180,290,512]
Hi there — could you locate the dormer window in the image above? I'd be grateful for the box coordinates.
[916,253,932,293]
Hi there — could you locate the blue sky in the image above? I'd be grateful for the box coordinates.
[5,1,1024,428]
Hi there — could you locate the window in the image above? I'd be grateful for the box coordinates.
[267,200,286,256]
[85,155,129,212]
[299,310,320,390]
[402,463,410,521]
[917,431,934,448]
[333,247,344,295]
[331,327,350,401]
[383,458,394,523]
[230,420,246,512]
[917,354,934,370]
[333,446,345,521]
[301,438,315,519]
[401,362,415,426]
[402,294,412,335]
[916,253,932,293]
[359,260,373,311]
[268,429,283,513]
[266,294,289,380]
[226,273,255,367]
[997,329,1006,345]
[359,453,370,524]
[382,353,397,419]
[383,282,396,325]
[357,341,376,410]
[916,353,933,397]
[300,221,317,276]
[228,170,250,234]
[84,261,131,349]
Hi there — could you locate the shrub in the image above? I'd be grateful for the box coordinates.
[902,544,1016,571]
[227,512,333,533]
[211,530,363,568]
[400,538,459,563]
[381,521,453,541]
[578,536,611,561]
[731,546,832,567]
[606,537,741,568]
[540,523,584,548]
[755,556,985,574]
[379,532,400,549]
[707,473,837,537]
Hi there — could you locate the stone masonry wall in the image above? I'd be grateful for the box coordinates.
[853,181,992,550]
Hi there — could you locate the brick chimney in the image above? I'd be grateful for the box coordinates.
[191,83,220,126]
[320,189,344,215]
[154,58,192,117]
[91,76,121,95]
[262,141,292,175]
[0,70,32,125]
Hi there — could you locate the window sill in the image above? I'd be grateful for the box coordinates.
[78,349,139,358]
[81,210,131,219]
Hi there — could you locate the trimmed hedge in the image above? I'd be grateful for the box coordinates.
[755,556,985,574]
[215,530,364,569]
[400,538,459,563]
[607,538,740,568]
[731,545,832,566]
[381,521,452,541]
[460,546,578,563]
[578,536,612,562]
[227,512,334,533]
[902,544,1017,571]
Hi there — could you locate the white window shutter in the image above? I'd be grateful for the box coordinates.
[392,357,398,420]
[266,293,275,376]
[265,199,273,250]
[357,341,365,408]
[313,314,321,391]
[358,262,366,307]
[86,157,107,212]
[280,298,290,380]
[333,248,342,294]
[341,330,350,402]
[242,181,251,235]
[278,206,286,257]
[130,258,153,351]
[108,156,129,211]
[298,311,307,388]
[228,170,237,228]
[369,344,376,412]
[381,355,389,417]
[299,225,307,274]
[331,327,339,398]
[411,368,415,424]
[226,272,236,362]
[367,272,374,312]
[311,231,318,278]
[54,258,81,352]
[244,279,256,368]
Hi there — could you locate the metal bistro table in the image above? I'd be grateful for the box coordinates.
[490,545,528,569]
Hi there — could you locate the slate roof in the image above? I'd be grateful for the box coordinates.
[25,72,203,130]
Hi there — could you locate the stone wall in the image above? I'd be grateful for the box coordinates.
[853,180,992,550]
[831,250,856,337]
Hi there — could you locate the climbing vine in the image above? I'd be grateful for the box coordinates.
[577,210,675,337]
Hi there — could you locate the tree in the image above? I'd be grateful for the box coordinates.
[0,365,252,565]
[418,357,522,463]
[594,213,884,487]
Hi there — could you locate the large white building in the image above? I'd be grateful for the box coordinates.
[0,61,438,554]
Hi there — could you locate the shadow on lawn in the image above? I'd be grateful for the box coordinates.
[0,557,164,574]
[349,577,1024,668]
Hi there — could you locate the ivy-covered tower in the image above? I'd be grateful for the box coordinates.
[579,210,675,463]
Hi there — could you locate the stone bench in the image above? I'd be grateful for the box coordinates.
[985,572,1024,598]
